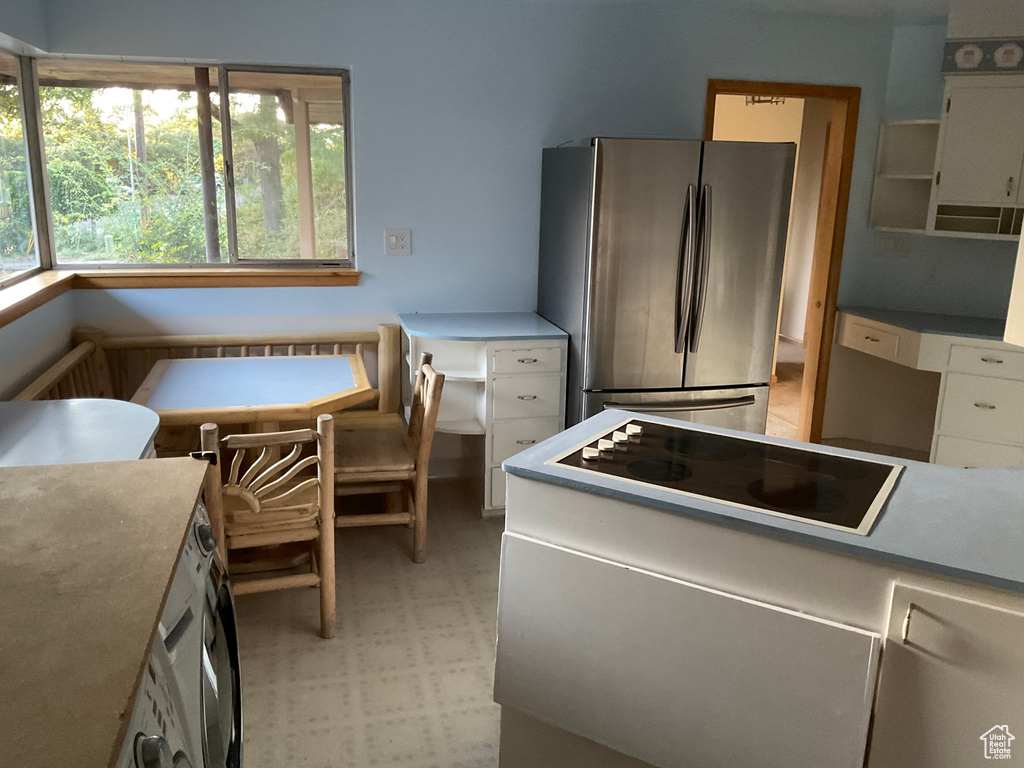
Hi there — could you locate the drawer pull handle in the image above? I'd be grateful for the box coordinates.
[901,602,916,645]
[974,402,996,410]
[980,357,1003,364]
[516,439,536,445]
[864,336,881,343]
[517,395,538,401]
[517,358,538,364]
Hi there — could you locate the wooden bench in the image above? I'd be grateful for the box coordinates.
[12,324,402,452]
[13,329,115,401]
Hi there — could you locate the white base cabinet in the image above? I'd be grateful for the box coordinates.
[496,534,881,768]
[496,476,1024,768]
[401,324,566,513]
[868,584,1024,768]
[835,311,1024,468]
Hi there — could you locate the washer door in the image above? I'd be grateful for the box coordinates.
[201,578,242,768]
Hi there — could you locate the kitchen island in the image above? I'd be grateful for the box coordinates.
[494,410,1024,768]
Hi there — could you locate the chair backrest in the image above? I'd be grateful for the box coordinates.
[200,414,335,516]
[408,357,445,473]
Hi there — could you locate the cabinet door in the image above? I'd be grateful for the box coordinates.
[867,584,1024,768]
[936,85,1024,205]
[494,533,881,768]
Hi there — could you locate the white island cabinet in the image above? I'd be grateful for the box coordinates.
[495,411,1024,768]
[398,312,567,513]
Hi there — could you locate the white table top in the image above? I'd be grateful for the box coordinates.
[0,400,159,467]
[399,312,568,341]
[132,355,373,426]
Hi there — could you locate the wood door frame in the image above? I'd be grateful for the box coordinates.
[703,79,861,443]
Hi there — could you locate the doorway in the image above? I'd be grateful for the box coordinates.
[704,80,861,443]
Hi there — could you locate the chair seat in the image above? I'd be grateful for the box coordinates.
[224,486,320,538]
[334,427,416,483]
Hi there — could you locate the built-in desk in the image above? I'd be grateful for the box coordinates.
[835,307,1023,468]
[398,312,568,513]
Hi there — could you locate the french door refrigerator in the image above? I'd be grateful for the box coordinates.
[537,137,796,431]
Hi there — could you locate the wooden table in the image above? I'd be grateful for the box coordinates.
[130,354,374,427]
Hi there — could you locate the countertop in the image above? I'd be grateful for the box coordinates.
[0,457,209,768]
[0,399,159,467]
[840,306,1007,341]
[398,312,568,341]
[503,410,1024,594]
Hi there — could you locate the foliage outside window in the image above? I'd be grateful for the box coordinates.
[0,52,40,281]
[35,60,352,267]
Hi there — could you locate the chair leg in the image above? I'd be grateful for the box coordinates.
[319,524,336,639]
[385,490,408,525]
[412,474,428,564]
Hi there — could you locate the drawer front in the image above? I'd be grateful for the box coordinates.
[493,376,563,419]
[489,467,507,509]
[839,320,901,362]
[491,419,561,465]
[948,344,1024,380]
[493,347,563,375]
[939,373,1024,444]
[934,435,1024,469]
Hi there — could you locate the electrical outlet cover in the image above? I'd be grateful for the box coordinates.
[385,228,411,255]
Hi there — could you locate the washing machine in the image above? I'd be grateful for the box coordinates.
[115,499,243,768]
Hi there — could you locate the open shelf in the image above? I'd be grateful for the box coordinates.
[436,418,486,435]
[870,120,940,234]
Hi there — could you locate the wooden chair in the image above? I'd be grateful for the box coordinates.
[200,414,337,639]
[333,354,445,564]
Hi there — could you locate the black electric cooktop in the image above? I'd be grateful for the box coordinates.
[553,419,903,534]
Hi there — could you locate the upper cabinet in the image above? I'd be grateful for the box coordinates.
[927,75,1024,239]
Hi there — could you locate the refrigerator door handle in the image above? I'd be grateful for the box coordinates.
[675,184,698,354]
[602,394,756,413]
[689,184,712,354]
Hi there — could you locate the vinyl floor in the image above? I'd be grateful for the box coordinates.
[235,479,503,768]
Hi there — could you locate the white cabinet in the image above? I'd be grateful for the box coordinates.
[927,75,1024,239]
[834,312,1024,469]
[400,318,567,514]
[495,533,882,768]
[867,583,1024,768]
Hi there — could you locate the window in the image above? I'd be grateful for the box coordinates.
[34,59,352,267]
[0,51,40,282]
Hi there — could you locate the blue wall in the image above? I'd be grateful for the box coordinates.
[839,23,1018,318]
[38,0,897,330]
[0,0,47,51]
[0,292,74,398]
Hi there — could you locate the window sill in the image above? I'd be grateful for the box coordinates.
[0,268,361,330]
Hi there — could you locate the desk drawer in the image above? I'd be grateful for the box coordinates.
[493,347,562,375]
[939,373,1024,445]
[838,320,901,362]
[933,435,1024,469]
[493,376,562,419]
[948,344,1024,380]
[491,419,561,465]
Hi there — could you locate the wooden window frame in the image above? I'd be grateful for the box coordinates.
[12,55,356,277]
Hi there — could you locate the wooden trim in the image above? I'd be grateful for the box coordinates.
[68,268,361,289]
[703,79,861,443]
[0,268,361,331]
[0,271,75,328]
[101,330,379,349]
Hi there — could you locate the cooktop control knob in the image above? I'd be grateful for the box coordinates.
[597,439,615,453]
[135,734,173,768]
[581,447,601,462]
[625,424,643,438]
[612,431,630,448]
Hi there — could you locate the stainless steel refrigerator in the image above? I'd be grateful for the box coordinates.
[537,137,796,432]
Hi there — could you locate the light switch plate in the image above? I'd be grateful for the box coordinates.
[385,228,411,256]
